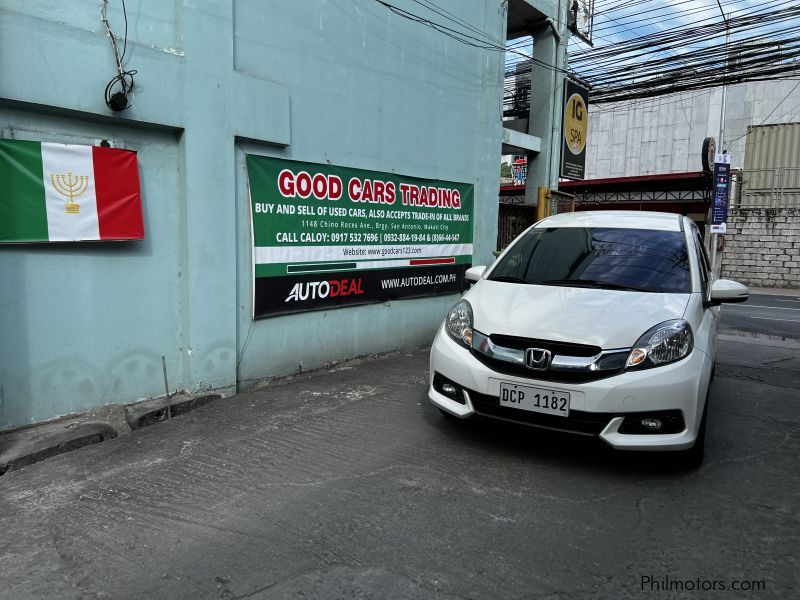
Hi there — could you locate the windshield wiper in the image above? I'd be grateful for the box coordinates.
[538,278,652,292]
[488,275,529,284]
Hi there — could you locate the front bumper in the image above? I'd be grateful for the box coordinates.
[429,325,711,451]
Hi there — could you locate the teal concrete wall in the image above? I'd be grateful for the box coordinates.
[0,1,556,429]
[0,110,184,427]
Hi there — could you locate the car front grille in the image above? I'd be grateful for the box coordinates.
[488,334,601,357]
[470,331,628,383]
[469,349,625,383]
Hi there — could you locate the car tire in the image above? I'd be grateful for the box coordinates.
[678,399,707,469]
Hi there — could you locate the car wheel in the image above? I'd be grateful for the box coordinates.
[678,399,707,469]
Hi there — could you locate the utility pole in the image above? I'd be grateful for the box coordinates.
[716,0,729,155]
[710,0,730,274]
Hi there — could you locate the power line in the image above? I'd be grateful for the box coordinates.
[373,0,571,75]
[726,80,800,145]
[568,3,800,104]
[409,0,504,46]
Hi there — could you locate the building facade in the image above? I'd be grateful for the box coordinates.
[0,0,568,429]
[585,79,800,177]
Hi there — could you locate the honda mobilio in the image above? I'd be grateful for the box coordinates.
[429,211,749,466]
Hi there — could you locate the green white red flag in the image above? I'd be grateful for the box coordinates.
[0,140,143,242]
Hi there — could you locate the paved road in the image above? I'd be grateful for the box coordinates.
[720,291,800,339]
[1,330,798,598]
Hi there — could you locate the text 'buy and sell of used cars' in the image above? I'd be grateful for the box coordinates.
[429,210,750,467]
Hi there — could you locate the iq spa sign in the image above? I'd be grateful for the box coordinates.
[246,156,474,318]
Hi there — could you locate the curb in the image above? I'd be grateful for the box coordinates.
[0,392,223,476]
[0,423,118,476]
[718,331,800,349]
[126,394,222,430]
[747,287,800,297]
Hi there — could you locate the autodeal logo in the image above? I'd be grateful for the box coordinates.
[285,278,365,303]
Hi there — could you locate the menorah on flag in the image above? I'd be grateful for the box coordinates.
[50,172,90,214]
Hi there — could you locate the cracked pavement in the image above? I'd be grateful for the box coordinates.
[1,319,799,599]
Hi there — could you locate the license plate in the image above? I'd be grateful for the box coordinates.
[499,382,570,417]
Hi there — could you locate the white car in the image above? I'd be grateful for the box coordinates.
[429,210,749,466]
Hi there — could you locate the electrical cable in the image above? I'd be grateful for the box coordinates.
[566,2,800,104]
[726,80,800,145]
[101,0,136,112]
[120,0,129,61]
[371,0,799,112]
[571,1,797,67]
[409,0,504,46]
[372,0,572,75]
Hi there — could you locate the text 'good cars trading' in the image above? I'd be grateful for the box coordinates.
[429,211,749,467]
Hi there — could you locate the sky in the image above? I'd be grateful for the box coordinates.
[572,0,783,54]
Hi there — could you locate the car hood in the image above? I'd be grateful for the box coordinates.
[466,281,691,349]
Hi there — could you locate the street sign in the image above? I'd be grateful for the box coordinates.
[560,79,589,180]
[710,153,731,234]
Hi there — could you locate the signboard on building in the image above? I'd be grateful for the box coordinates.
[560,79,589,180]
[246,156,474,318]
[710,153,731,234]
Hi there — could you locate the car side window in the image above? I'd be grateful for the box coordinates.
[693,231,710,298]
[696,232,712,273]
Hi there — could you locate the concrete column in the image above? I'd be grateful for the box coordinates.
[525,13,567,206]
[180,1,237,395]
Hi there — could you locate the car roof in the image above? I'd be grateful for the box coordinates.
[535,210,684,232]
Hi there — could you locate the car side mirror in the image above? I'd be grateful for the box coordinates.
[707,279,749,307]
[465,266,487,283]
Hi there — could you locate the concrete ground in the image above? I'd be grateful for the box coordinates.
[1,305,798,599]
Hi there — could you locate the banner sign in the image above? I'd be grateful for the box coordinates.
[560,79,589,180]
[710,153,731,234]
[0,139,143,243]
[246,156,474,318]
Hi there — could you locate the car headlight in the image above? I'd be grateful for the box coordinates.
[445,299,473,348]
[626,319,693,370]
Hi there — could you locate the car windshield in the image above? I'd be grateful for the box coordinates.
[488,226,691,293]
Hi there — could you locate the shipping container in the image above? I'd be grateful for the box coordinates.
[740,122,800,207]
